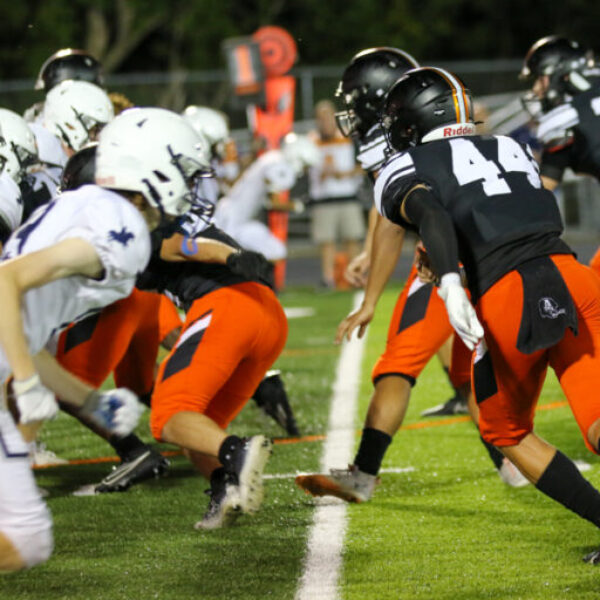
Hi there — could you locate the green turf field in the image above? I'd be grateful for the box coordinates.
[1,283,599,599]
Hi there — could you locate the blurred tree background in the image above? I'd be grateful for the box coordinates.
[1,0,599,120]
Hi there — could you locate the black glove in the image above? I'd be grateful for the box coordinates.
[226,250,273,284]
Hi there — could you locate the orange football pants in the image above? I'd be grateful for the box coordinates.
[56,289,163,396]
[150,282,288,439]
[474,254,600,452]
[158,294,183,342]
[372,264,455,385]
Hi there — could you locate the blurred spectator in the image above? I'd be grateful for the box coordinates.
[308,100,365,288]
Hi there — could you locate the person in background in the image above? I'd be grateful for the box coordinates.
[307,99,365,289]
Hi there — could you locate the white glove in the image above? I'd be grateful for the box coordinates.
[438,273,484,350]
[13,374,59,423]
[82,388,144,437]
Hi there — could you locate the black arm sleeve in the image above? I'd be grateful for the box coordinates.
[402,187,460,278]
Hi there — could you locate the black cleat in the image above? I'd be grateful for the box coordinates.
[95,447,169,493]
[420,391,468,417]
[252,370,300,436]
[583,549,600,564]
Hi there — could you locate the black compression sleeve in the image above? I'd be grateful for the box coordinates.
[402,187,460,278]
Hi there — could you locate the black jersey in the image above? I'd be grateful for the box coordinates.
[374,134,572,300]
[537,78,600,182]
[137,225,268,312]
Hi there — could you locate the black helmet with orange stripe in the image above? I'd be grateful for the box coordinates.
[381,66,475,152]
[335,47,419,139]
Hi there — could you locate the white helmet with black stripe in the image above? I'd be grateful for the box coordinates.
[95,107,212,217]
[42,80,114,153]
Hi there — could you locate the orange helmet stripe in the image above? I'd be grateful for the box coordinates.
[428,67,470,123]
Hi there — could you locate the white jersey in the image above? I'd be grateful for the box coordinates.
[213,150,296,231]
[0,185,150,377]
[0,173,23,234]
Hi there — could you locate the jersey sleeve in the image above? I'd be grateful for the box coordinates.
[57,188,151,291]
[373,152,419,230]
[536,104,577,150]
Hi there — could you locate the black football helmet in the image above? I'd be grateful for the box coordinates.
[35,48,104,92]
[335,47,419,139]
[520,35,595,111]
[381,67,475,152]
[59,143,98,192]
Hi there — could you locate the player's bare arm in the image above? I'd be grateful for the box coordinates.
[0,238,103,380]
[336,215,404,344]
[160,232,236,264]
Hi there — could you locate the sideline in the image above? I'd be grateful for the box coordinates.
[295,291,366,600]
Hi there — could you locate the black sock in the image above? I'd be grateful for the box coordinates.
[535,450,600,528]
[218,435,244,471]
[354,428,392,476]
[110,434,147,461]
[479,436,504,470]
[210,466,227,487]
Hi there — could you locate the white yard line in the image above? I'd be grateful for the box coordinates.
[295,291,367,600]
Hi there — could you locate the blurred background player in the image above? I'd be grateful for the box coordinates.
[296,48,525,505]
[182,105,240,190]
[307,99,365,289]
[213,132,319,262]
[519,36,600,277]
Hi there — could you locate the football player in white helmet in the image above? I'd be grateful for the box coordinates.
[0,107,206,571]
[182,105,240,185]
[213,133,318,261]
[43,80,114,157]
[0,110,37,246]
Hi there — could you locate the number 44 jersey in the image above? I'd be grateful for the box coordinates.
[374,134,572,301]
[1,184,151,364]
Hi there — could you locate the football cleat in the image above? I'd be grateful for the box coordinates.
[227,435,273,514]
[497,457,530,488]
[194,477,242,530]
[583,549,600,565]
[295,464,379,503]
[94,447,169,493]
[252,370,300,437]
[420,391,469,417]
[30,442,68,467]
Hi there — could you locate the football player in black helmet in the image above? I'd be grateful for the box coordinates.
[369,66,600,564]
[35,48,104,92]
[520,36,600,274]
[295,59,527,506]
[520,35,594,114]
[335,47,419,143]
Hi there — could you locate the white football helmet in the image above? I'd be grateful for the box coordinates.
[43,80,114,152]
[182,106,229,146]
[96,107,212,217]
[281,133,321,176]
[0,108,38,184]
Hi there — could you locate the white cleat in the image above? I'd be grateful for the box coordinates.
[497,457,530,488]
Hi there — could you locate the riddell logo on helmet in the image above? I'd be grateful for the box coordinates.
[443,124,475,137]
